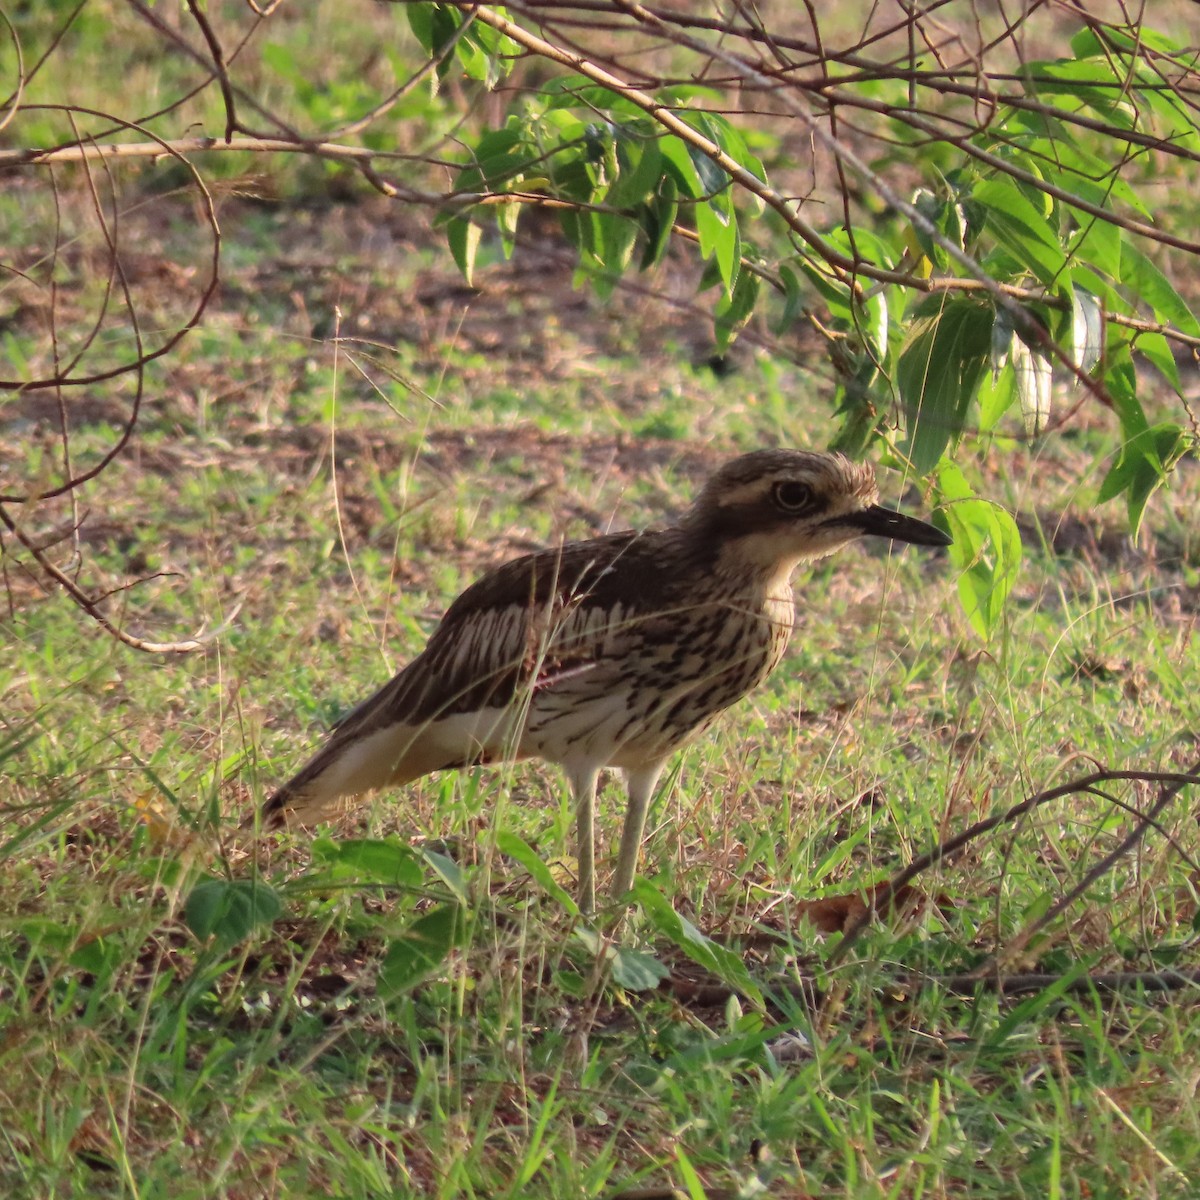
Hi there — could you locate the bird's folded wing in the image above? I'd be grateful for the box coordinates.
[325,529,658,740]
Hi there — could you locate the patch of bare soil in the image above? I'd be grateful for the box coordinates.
[2,176,1195,638]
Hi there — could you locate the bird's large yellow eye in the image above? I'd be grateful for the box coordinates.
[772,480,814,513]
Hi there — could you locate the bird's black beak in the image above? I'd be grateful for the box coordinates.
[835,504,952,547]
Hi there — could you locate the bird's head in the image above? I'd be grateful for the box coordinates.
[687,449,951,583]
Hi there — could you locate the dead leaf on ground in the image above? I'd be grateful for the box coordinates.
[793,882,955,934]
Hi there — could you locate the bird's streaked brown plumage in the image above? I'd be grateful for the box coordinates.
[264,449,951,910]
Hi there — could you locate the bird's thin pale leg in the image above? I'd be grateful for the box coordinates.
[610,763,665,901]
[569,764,600,914]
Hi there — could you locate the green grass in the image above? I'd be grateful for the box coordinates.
[6,56,1200,1200]
[7,289,1200,1198]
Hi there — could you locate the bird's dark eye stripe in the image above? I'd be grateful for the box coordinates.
[772,480,816,512]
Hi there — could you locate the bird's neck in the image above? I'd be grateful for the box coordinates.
[709,536,807,600]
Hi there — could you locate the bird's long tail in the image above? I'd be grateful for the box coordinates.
[260,701,520,830]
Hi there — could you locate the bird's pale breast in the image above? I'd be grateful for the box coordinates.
[518,583,795,770]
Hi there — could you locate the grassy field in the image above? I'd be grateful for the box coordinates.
[4,182,1200,1198]
[6,6,1200,1195]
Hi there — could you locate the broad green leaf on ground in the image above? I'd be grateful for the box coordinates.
[632,880,763,1008]
[495,830,580,916]
[609,945,670,991]
[311,837,425,888]
[573,927,669,992]
[378,904,465,996]
[421,847,468,903]
[184,877,283,948]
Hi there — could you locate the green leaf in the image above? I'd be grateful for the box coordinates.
[454,152,533,196]
[774,263,806,334]
[936,463,1023,640]
[185,878,282,948]
[421,847,468,902]
[592,212,639,274]
[610,945,670,992]
[1104,345,1150,440]
[406,3,462,62]
[984,960,1095,1049]
[792,238,855,324]
[657,135,703,198]
[1065,264,1124,313]
[973,176,1067,286]
[1021,58,1138,129]
[495,197,520,258]
[1119,243,1200,338]
[456,19,518,88]
[454,37,489,85]
[378,904,464,996]
[542,77,637,117]
[495,831,579,916]
[446,217,483,287]
[977,360,1018,433]
[713,267,759,352]
[694,193,739,296]
[1067,213,1122,283]
[637,174,678,271]
[857,287,889,365]
[608,138,664,210]
[686,136,731,198]
[69,936,119,976]
[17,918,71,954]
[697,112,764,182]
[1135,330,1180,391]
[674,1145,707,1200]
[687,112,765,222]
[572,927,669,992]
[315,838,424,888]
[558,208,587,259]
[1084,22,1194,58]
[897,296,995,473]
[631,880,763,1008]
[1097,422,1189,535]
[1069,27,1103,58]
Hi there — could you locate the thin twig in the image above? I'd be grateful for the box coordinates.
[971,762,1200,979]
[0,502,242,654]
[185,0,237,143]
[830,766,1200,966]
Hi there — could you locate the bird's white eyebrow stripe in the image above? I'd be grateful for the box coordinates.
[713,474,818,507]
